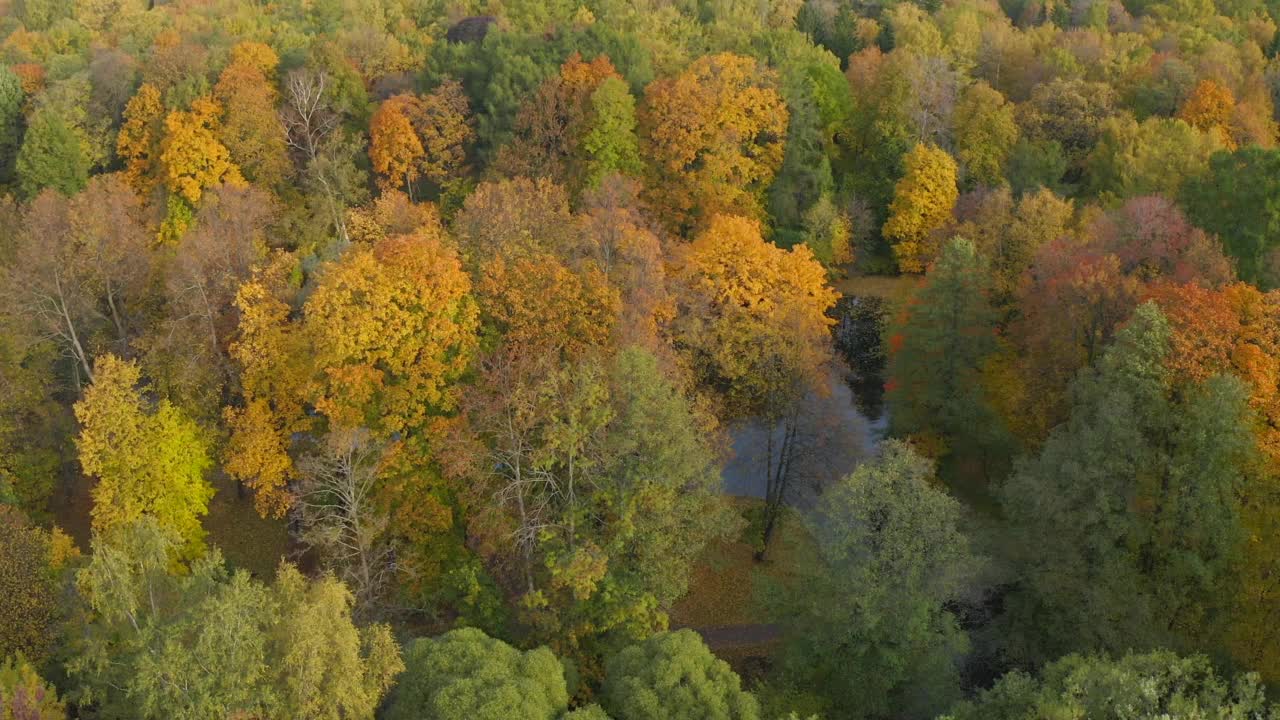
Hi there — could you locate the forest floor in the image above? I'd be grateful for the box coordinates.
[56,468,290,579]
[671,497,819,671]
[834,272,918,301]
[202,471,291,578]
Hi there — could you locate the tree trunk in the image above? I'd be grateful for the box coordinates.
[756,413,800,561]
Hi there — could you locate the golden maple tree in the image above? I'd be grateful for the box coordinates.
[641,53,789,233]
[478,253,620,360]
[369,82,473,195]
[670,213,837,418]
[160,96,245,205]
[224,226,479,517]
[304,229,480,437]
[116,83,164,195]
[884,143,959,274]
[223,254,309,517]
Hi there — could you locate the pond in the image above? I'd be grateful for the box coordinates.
[721,294,889,502]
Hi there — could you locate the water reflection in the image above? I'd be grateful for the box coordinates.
[720,294,889,502]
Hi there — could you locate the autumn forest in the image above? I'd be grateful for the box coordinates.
[2,0,1280,716]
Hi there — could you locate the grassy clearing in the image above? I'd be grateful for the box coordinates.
[670,496,819,629]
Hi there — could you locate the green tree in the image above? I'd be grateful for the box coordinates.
[944,651,1274,720]
[582,76,642,188]
[15,109,88,198]
[1017,79,1115,184]
[74,354,214,559]
[771,441,974,720]
[886,237,1006,474]
[768,57,846,231]
[384,628,570,720]
[841,47,916,262]
[0,66,23,183]
[999,303,1256,665]
[68,518,400,720]
[13,0,72,30]
[601,629,760,720]
[1004,138,1067,196]
[799,193,853,267]
[1086,115,1221,202]
[456,348,737,666]
[0,320,61,519]
[953,81,1017,188]
[269,565,403,720]
[1182,146,1280,287]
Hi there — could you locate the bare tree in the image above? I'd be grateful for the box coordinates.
[8,200,94,383]
[757,371,808,561]
[280,69,338,164]
[462,348,564,594]
[754,327,840,561]
[279,69,358,245]
[73,175,152,351]
[165,185,272,383]
[4,178,155,387]
[295,428,394,617]
[908,55,958,149]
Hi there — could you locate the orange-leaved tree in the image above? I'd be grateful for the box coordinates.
[116,83,164,195]
[1145,280,1280,679]
[1177,79,1236,150]
[369,82,472,197]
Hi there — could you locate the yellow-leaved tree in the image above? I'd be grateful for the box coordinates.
[213,41,290,187]
[670,213,837,555]
[1178,79,1236,150]
[883,143,958,273]
[222,254,308,518]
[225,220,480,518]
[160,96,244,205]
[74,354,213,559]
[641,53,788,233]
[303,230,479,437]
[116,83,164,195]
[671,213,837,418]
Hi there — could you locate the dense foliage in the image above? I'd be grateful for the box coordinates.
[3,0,1280,716]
